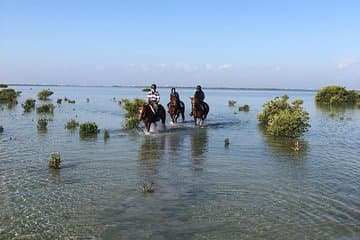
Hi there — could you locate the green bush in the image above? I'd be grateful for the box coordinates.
[0,88,19,103]
[22,98,36,112]
[228,100,236,107]
[315,85,360,105]
[257,95,310,138]
[0,84,8,88]
[142,88,151,92]
[0,125,3,133]
[79,122,98,137]
[37,104,55,114]
[57,98,62,104]
[65,119,79,130]
[37,89,54,101]
[238,104,250,112]
[49,152,61,169]
[122,98,146,129]
[37,118,48,130]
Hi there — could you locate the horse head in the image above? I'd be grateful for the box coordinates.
[170,95,178,106]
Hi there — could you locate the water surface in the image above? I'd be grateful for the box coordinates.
[1,86,359,239]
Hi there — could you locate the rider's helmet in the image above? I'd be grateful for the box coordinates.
[171,88,176,92]
[196,85,201,90]
[151,84,157,90]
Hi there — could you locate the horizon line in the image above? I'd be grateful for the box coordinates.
[4,83,320,92]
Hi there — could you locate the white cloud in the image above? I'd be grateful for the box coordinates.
[217,64,233,70]
[336,60,358,70]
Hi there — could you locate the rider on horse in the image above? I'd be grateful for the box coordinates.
[147,84,160,116]
[190,85,206,116]
[167,88,181,107]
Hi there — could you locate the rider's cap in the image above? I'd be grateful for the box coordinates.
[196,85,201,89]
[151,84,157,89]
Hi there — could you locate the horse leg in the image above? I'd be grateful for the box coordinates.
[194,116,197,126]
[146,122,151,132]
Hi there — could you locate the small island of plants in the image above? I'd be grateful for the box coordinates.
[315,85,360,105]
[0,88,19,103]
[257,95,310,138]
[22,98,36,112]
[79,122,99,137]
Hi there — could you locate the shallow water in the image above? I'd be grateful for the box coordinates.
[1,86,359,239]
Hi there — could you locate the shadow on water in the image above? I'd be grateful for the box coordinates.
[191,128,208,168]
[138,135,166,183]
[259,126,309,160]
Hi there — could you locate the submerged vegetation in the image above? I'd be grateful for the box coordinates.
[315,85,360,105]
[65,119,79,130]
[37,89,54,101]
[257,95,310,138]
[238,104,250,112]
[22,98,36,112]
[37,103,55,114]
[122,98,146,129]
[0,88,19,103]
[49,152,61,169]
[228,100,236,107]
[79,122,98,137]
[37,118,48,130]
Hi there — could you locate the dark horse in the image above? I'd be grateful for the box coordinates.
[190,97,209,126]
[138,103,166,132]
[167,96,185,123]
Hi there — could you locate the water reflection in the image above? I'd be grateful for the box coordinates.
[138,135,166,182]
[191,128,208,166]
[264,134,308,160]
[168,132,183,154]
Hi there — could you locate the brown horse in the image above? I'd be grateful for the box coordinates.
[167,96,185,123]
[190,97,209,126]
[138,103,166,132]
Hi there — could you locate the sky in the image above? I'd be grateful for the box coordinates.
[0,0,359,89]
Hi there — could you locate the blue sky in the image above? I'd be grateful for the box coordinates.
[0,0,359,88]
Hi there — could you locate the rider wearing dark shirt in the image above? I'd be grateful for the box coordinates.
[190,85,206,116]
[194,85,205,102]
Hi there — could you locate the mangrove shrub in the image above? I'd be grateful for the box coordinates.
[228,100,236,107]
[239,104,250,112]
[315,85,359,105]
[257,95,310,138]
[122,98,145,129]
[49,152,61,169]
[79,122,98,137]
[65,119,79,130]
[37,89,54,101]
[0,88,19,103]
[37,118,48,130]
[22,98,36,112]
[37,103,55,114]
